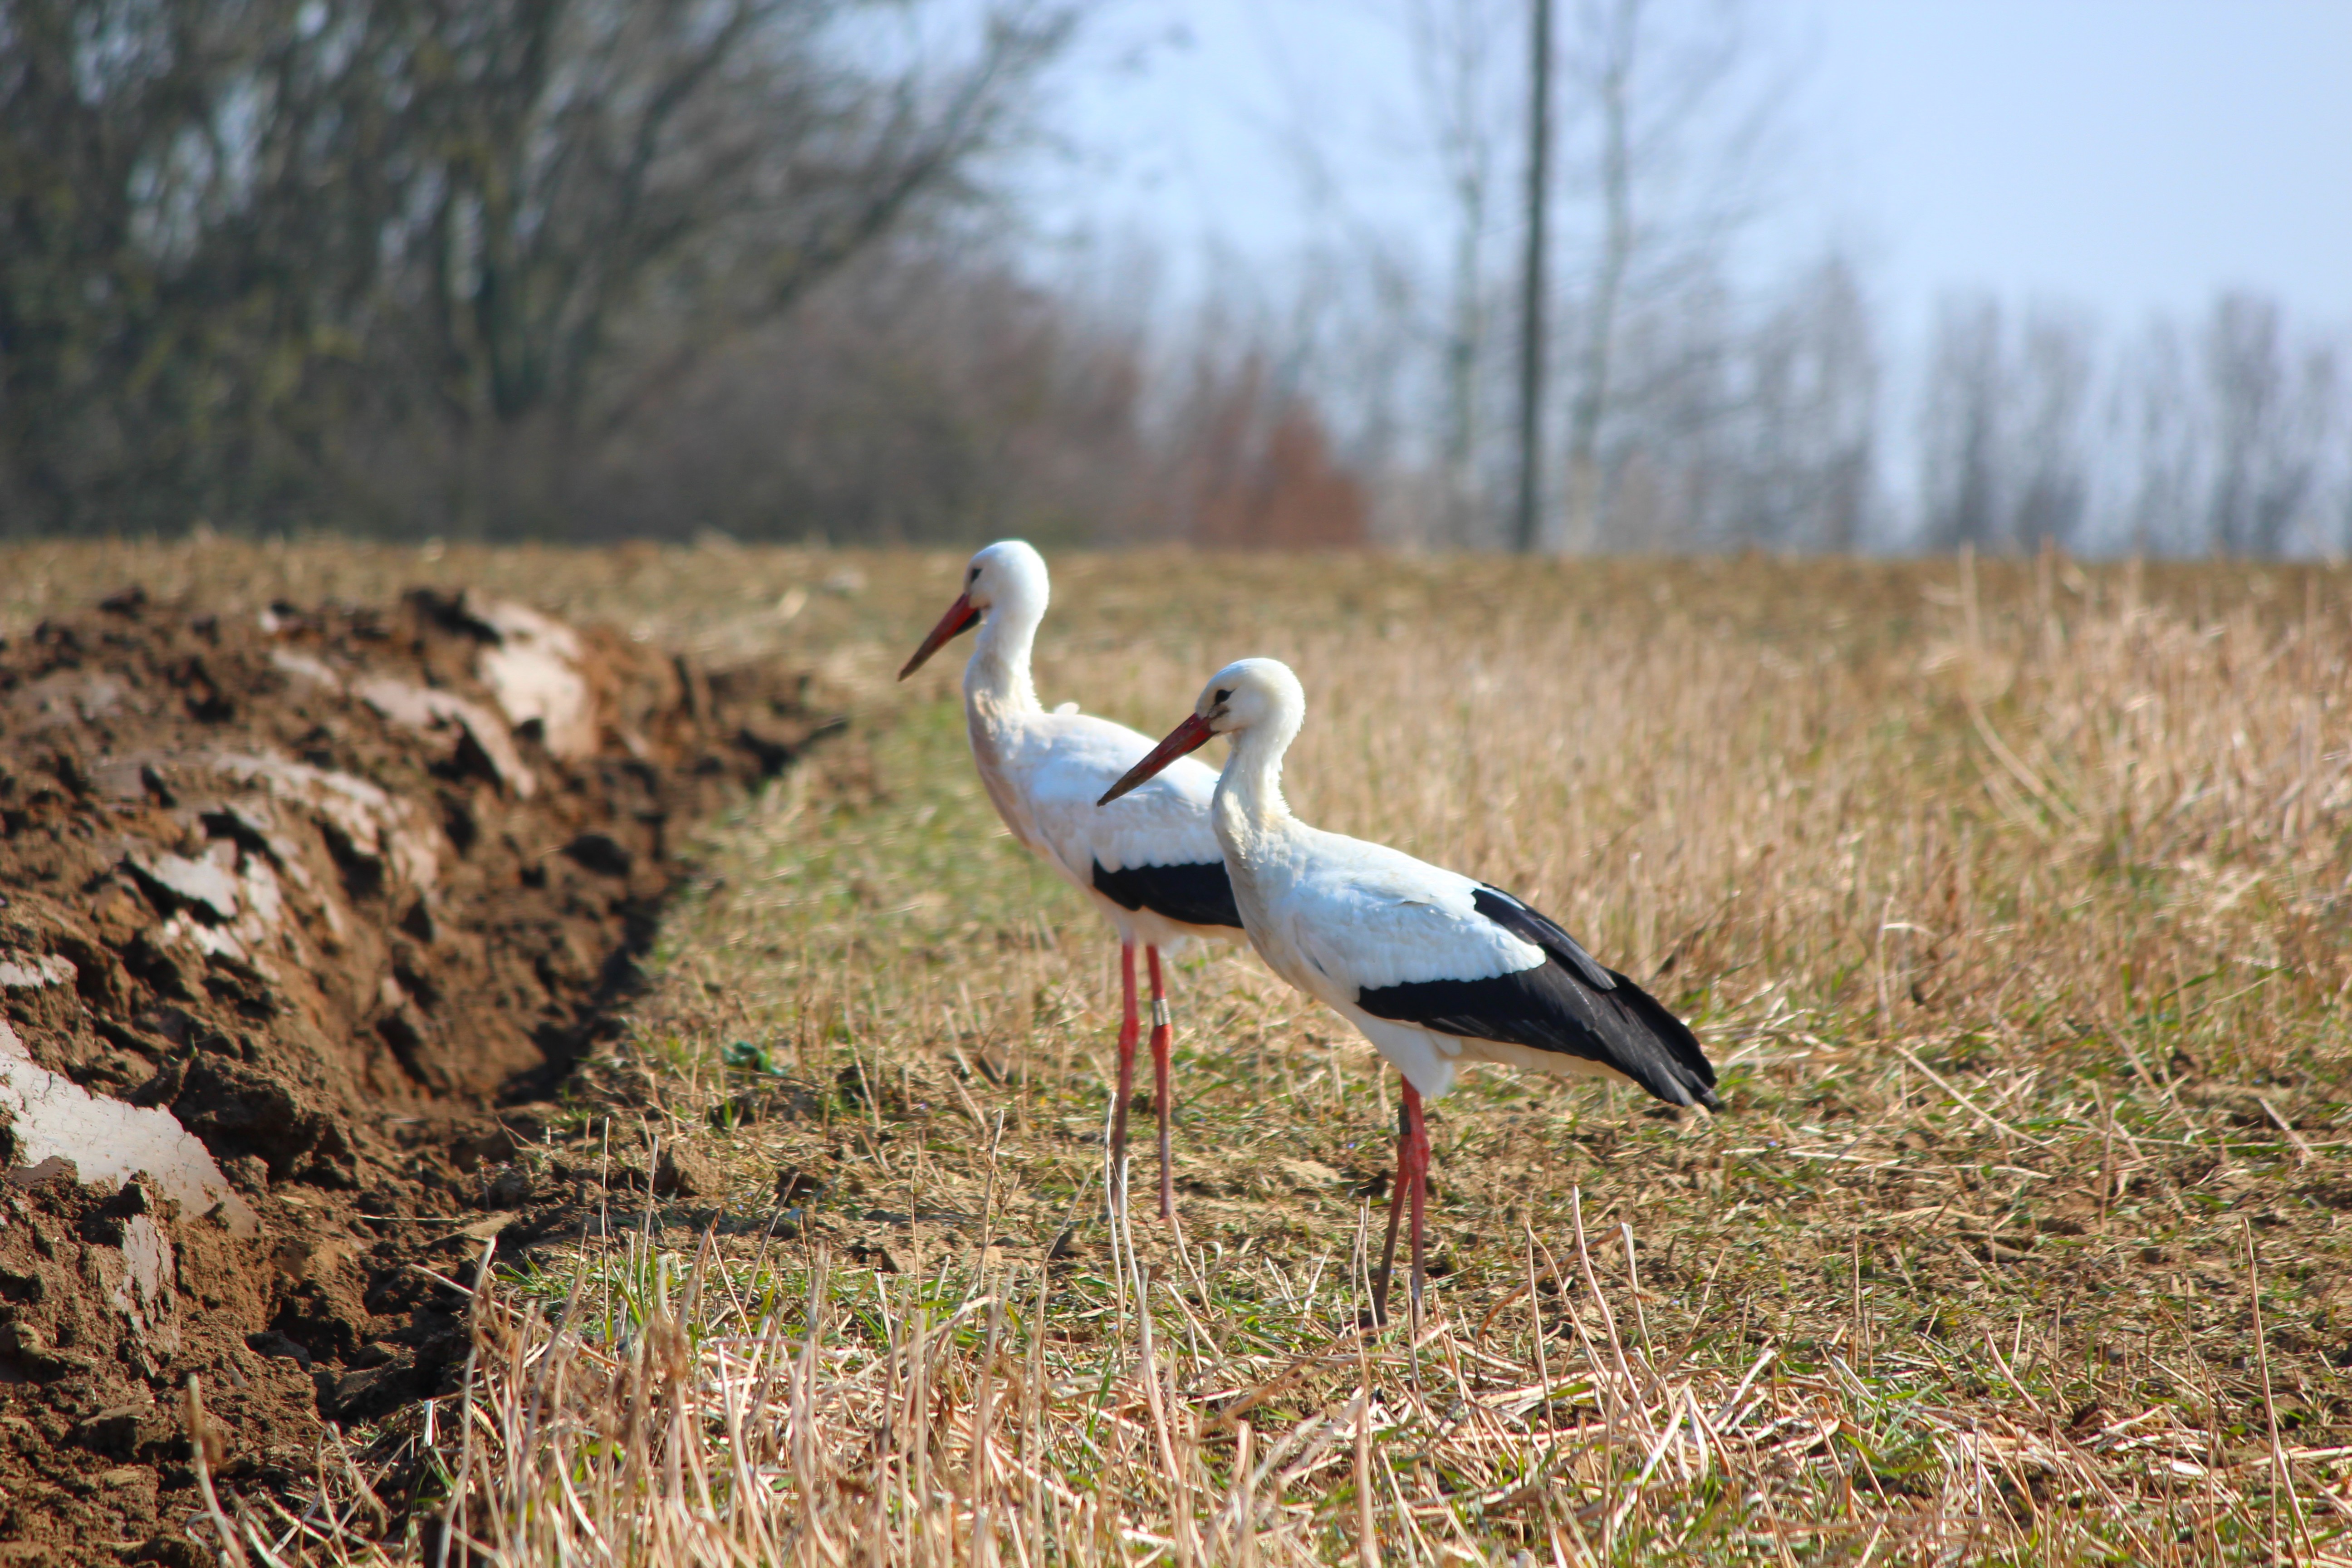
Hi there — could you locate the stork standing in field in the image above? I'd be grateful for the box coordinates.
[899,541,1245,1219]
[1099,657,1720,1323]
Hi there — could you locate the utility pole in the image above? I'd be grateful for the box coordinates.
[1511,0,1554,554]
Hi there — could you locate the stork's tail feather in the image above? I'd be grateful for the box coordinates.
[1604,969,1723,1111]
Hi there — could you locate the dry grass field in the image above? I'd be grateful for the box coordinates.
[7,540,2352,1564]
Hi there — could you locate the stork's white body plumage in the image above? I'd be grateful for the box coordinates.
[963,690,1235,951]
[1098,656,1719,1320]
[1227,826,1629,1101]
[900,542,1244,1217]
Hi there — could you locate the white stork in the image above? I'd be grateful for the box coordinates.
[899,541,1245,1218]
[1098,657,1719,1322]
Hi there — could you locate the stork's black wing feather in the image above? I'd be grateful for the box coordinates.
[1355,887,1720,1109]
[1091,858,1245,930]
[1473,884,1615,989]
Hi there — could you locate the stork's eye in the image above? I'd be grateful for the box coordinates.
[967,567,979,585]
[1213,688,1232,704]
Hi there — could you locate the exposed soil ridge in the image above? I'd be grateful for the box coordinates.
[0,585,825,1561]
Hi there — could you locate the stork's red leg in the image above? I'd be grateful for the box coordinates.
[1372,1122,1405,1326]
[1109,944,1140,1201]
[1402,1082,1429,1313]
[1146,946,1176,1220]
[1370,1084,1431,1327]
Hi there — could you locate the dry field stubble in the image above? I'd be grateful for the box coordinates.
[7,542,2352,1563]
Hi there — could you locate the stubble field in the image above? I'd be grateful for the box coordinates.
[7,540,2352,1565]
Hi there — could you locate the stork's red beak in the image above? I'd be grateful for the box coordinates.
[1097,713,1215,806]
[898,593,981,680]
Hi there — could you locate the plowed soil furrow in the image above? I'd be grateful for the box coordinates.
[0,586,826,1560]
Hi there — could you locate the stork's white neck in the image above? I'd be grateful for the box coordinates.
[1211,704,1303,864]
[962,584,1044,724]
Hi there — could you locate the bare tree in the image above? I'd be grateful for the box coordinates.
[1224,0,1804,555]
[0,0,325,529]
[1727,254,1877,549]
[489,240,1154,546]
[0,0,1069,534]
[1912,290,2349,559]
[2012,304,2095,552]
[2109,315,2200,555]
[1397,0,1517,548]
[1556,0,1629,553]
[2200,291,2339,557]
[1919,294,2005,551]
[1552,0,1779,552]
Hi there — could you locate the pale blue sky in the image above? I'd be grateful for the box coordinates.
[1021,0,2352,337]
[1810,0,2352,323]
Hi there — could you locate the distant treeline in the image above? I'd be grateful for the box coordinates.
[3,0,2344,556]
[0,0,1086,542]
[1369,258,2352,559]
[0,0,1370,550]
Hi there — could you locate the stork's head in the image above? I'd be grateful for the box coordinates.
[898,540,1049,680]
[1096,658,1304,806]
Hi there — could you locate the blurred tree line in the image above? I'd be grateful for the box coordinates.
[1265,0,2352,559]
[0,0,1369,547]
[0,0,1092,539]
[3,0,2343,555]
[1914,290,2347,558]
